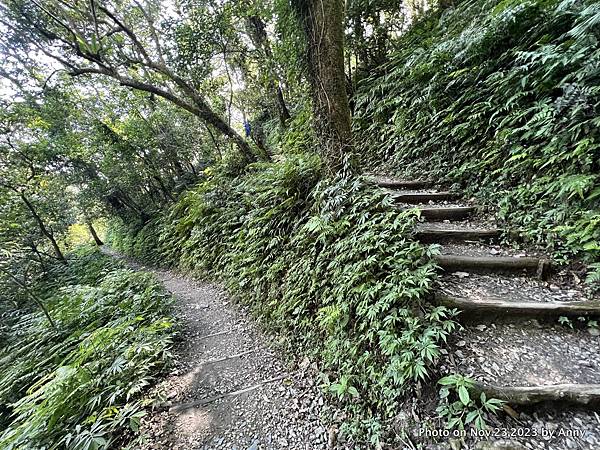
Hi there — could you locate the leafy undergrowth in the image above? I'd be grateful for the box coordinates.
[108,155,459,443]
[355,0,600,282]
[0,247,175,449]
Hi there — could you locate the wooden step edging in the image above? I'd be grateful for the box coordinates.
[402,206,476,221]
[416,227,501,243]
[373,178,432,189]
[392,191,458,204]
[472,383,600,406]
[435,255,551,278]
[435,293,600,317]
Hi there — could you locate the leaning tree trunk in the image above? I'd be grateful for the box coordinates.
[293,0,353,173]
[87,222,104,246]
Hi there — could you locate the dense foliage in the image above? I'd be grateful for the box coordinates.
[355,0,600,278]
[109,156,458,442]
[5,0,600,445]
[0,248,175,449]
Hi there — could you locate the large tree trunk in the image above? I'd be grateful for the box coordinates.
[293,0,353,173]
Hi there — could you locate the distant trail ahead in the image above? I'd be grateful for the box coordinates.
[105,250,336,450]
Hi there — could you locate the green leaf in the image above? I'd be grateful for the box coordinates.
[458,385,470,405]
[465,409,479,424]
[438,375,458,386]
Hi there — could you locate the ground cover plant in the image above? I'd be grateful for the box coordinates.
[0,247,175,449]
[355,0,600,282]
[108,155,460,442]
[3,0,598,446]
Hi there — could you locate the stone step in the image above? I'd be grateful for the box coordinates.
[391,191,458,203]
[416,226,501,243]
[435,293,600,318]
[438,321,600,410]
[435,254,551,277]
[403,206,476,221]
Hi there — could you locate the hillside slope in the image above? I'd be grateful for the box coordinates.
[355,0,600,278]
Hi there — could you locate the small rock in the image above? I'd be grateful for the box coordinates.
[166,390,177,399]
[474,440,526,450]
[588,327,600,336]
[425,444,451,450]
[327,426,337,449]
[448,438,462,450]
[565,438,577,449]
[299,356,311,370]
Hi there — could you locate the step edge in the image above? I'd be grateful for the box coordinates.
[372,178,432,185]
[391,191,456,196]
[435,293,600,315]
[416,228,501,235]
[416,206,476,211]
[472,382,600,406]
[435,255,548,265]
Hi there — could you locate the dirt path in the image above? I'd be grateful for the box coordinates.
[114,260,336,449]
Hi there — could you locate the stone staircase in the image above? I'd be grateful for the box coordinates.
[373,175,600,413]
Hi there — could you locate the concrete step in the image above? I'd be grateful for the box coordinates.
[472,383,600,407]
[372,177,432,189]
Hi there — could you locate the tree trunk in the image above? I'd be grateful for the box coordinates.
[246,15,292,126]
[29,242,47,272]
[20,194,66,262]
[293,0,353,173]
[0,267,56,329]
[87,222,104,246]
[152,175,176,202]
[353,16,369,70]
[276,85,291,124]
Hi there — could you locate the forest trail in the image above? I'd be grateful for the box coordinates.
[104,250,336,450]
[374,176,600,450]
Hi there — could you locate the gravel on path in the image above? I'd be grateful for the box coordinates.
[114,262,342,450]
